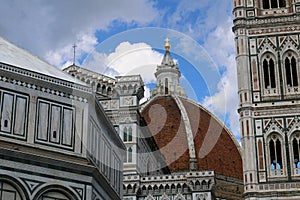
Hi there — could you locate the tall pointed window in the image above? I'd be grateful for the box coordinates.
[128,147,133,163]
[123,127,128,142]
[128,127,133,141]
[291,132,300,175]
[263,56,276,89]
[285,54,298,87]
[165,78,169,94]
[269,134,283,176]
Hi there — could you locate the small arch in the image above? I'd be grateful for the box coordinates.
[107,87,112,95]
[96,83,101,92]
[0,175,29,200]
[171,184,176,193]
[102,85,106,94]
[86,79,90,84]
[195,180,201,190]
[33,184,78,200]
[81,77,85,82]
[202,180,208,189]
[122,85,127,92]
[127,184,133,193]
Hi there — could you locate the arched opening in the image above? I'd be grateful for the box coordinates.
[269,134,283,176]
[96,83,101,93]
[34,185,77,200]
[291,132,300,175]
[128,127,133,142]
[102,85,106,94]
[263,56,276,89]
[164,78,169,94]
[128,147,132,163]
[123,127,128,142]
[107,87,112,95]
[285,54,298,87]
[38,191,70,200]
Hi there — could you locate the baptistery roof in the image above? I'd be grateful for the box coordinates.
[141,95,243,179]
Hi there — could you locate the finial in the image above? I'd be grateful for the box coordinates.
[164,38,170,51]
[72,43,77,65]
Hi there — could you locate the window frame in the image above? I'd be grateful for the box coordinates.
[266,133,285,177]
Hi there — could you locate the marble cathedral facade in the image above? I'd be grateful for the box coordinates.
[233,0,300,199]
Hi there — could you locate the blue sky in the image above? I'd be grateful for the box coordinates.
[0,0,239,139]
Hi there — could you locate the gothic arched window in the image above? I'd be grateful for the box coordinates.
[284,53,298,87]
[96,83,101,92]
[128,147,133,163]
[269,134,283,176]
[165,78,169,94]
[128,127,132,141]
[291,132,300,175]
[262,56,276,89]
[123,127,128,142]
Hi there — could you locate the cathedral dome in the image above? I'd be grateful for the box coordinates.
[141,95,243,179]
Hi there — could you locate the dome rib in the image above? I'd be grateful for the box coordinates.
[173,95,197,170]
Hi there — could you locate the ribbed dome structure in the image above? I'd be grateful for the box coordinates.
[141,95,243,180]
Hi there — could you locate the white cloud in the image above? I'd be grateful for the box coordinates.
[83,41,163,83]
[0,0,159,66]
[201,11,240,138]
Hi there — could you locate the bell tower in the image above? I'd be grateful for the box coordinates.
[233,0,300,198]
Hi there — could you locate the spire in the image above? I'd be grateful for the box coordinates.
[161,38,175,67]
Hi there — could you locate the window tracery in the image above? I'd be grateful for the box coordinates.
[291,132,300,175]
[284,52,298,87]
[268,134,283,176]
[262,55,276,89]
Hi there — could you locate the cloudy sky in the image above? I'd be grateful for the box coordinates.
[0,0,239,139]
